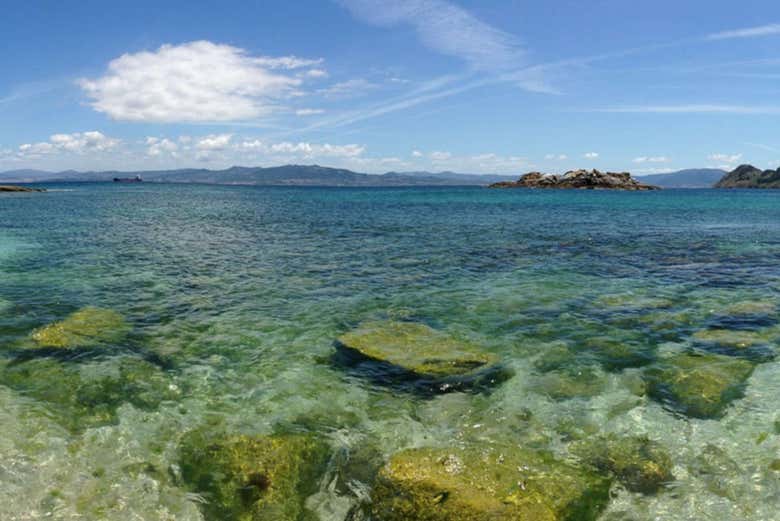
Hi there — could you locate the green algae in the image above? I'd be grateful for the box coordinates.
[580,335,655,370]
[644,353,755,418]
[573,435,674,494]
[30,307,129,349]
[178,429,330,521]
[336,321,497,378]
[692,329,769,350]
[0,356,180,431]
[371,446,611,521]
[533,366,606,401]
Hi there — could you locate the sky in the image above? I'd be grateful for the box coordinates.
[1,0,780,175]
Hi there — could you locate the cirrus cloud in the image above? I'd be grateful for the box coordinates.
[79,41,322,122]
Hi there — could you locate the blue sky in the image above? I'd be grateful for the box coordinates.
[2,0,780,174]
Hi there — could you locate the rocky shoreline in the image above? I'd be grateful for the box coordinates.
[0,185,45,192]
[490,169,659,190]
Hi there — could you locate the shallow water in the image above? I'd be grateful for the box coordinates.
[1,184,779,520]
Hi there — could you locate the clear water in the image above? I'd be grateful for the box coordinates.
[1,184,779,520]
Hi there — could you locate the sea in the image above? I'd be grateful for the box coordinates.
[1,183,779,520]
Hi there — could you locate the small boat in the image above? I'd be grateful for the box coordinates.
[113,175,143,183]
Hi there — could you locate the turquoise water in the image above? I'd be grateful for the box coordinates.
[1,184,780,520]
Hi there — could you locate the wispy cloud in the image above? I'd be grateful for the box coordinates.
[335,0,524,71]
[708,153,742,164]
[633,156,669,163]
[745,142,780,153]
[707,23,780,40]
[591,105,780,115]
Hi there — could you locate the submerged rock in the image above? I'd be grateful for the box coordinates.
[573,435,674,494]
[533,366,606,401]
[0,356,179,431]
[644,353,754,418]
[371,446,611,520]
[30,307,129,349]
[178,430,330,521]
[691,329,775,361]
[580,336,655,370]
[489,170,659,190]
[335,321,509,393]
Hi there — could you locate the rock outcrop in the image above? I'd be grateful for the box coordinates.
[371,446,611,520]
[644,353,754,418]
[334,321,511,393]
[490,170,659,190]
[0,185,45,192]
[714,164,780,188]
[178,430,330,521]
[31,307,129,349]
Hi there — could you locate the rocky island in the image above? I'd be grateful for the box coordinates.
[714,164,780,188]
[490,169,659,190]
[0,185,45,192]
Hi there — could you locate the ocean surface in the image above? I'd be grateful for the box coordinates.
[1,183,779,520]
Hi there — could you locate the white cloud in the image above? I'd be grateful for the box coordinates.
[196,134,233,151]
[237,139,365,158]
[633,156,669,163]
[336,0,524,71]
[707,23,780,40]
[146,137,179,157]
[411,150,423,157]
[79,41,321,122]
[17,131,119,158]
[708,153,742,164]
[430,150,452,161]
[583,152,599,159]
[305,69,329,78]
[295,108,325,116]
[545,154,568,160]
[318,78,378,99]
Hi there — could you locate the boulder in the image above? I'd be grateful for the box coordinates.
[178,430,330,521]
[335,321,509,393]
[580,336,655,370]
[573,435,674,494]
[644,353,754,418]
[371,446,611,520]
[30,307,129,348]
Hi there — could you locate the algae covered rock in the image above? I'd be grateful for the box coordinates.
[580,336,655,370]
[371,446,611,521]
[0,356,179,431]
[335,321,509,393]
[533,366,606,401]
[644,353,754,418]
[573,435,674,493]
[30,307,129,349]
[178,430,330,521]
[691,328,775,361]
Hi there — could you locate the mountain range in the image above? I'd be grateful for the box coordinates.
[0,165,729,188]
[0,165,519,187]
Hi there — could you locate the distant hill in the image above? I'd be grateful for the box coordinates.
[635,169,725,188]
[0,165,519,187]
[714,164,780,188]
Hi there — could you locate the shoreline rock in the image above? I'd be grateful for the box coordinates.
[0,185,45,192]
[489,170,659,190]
